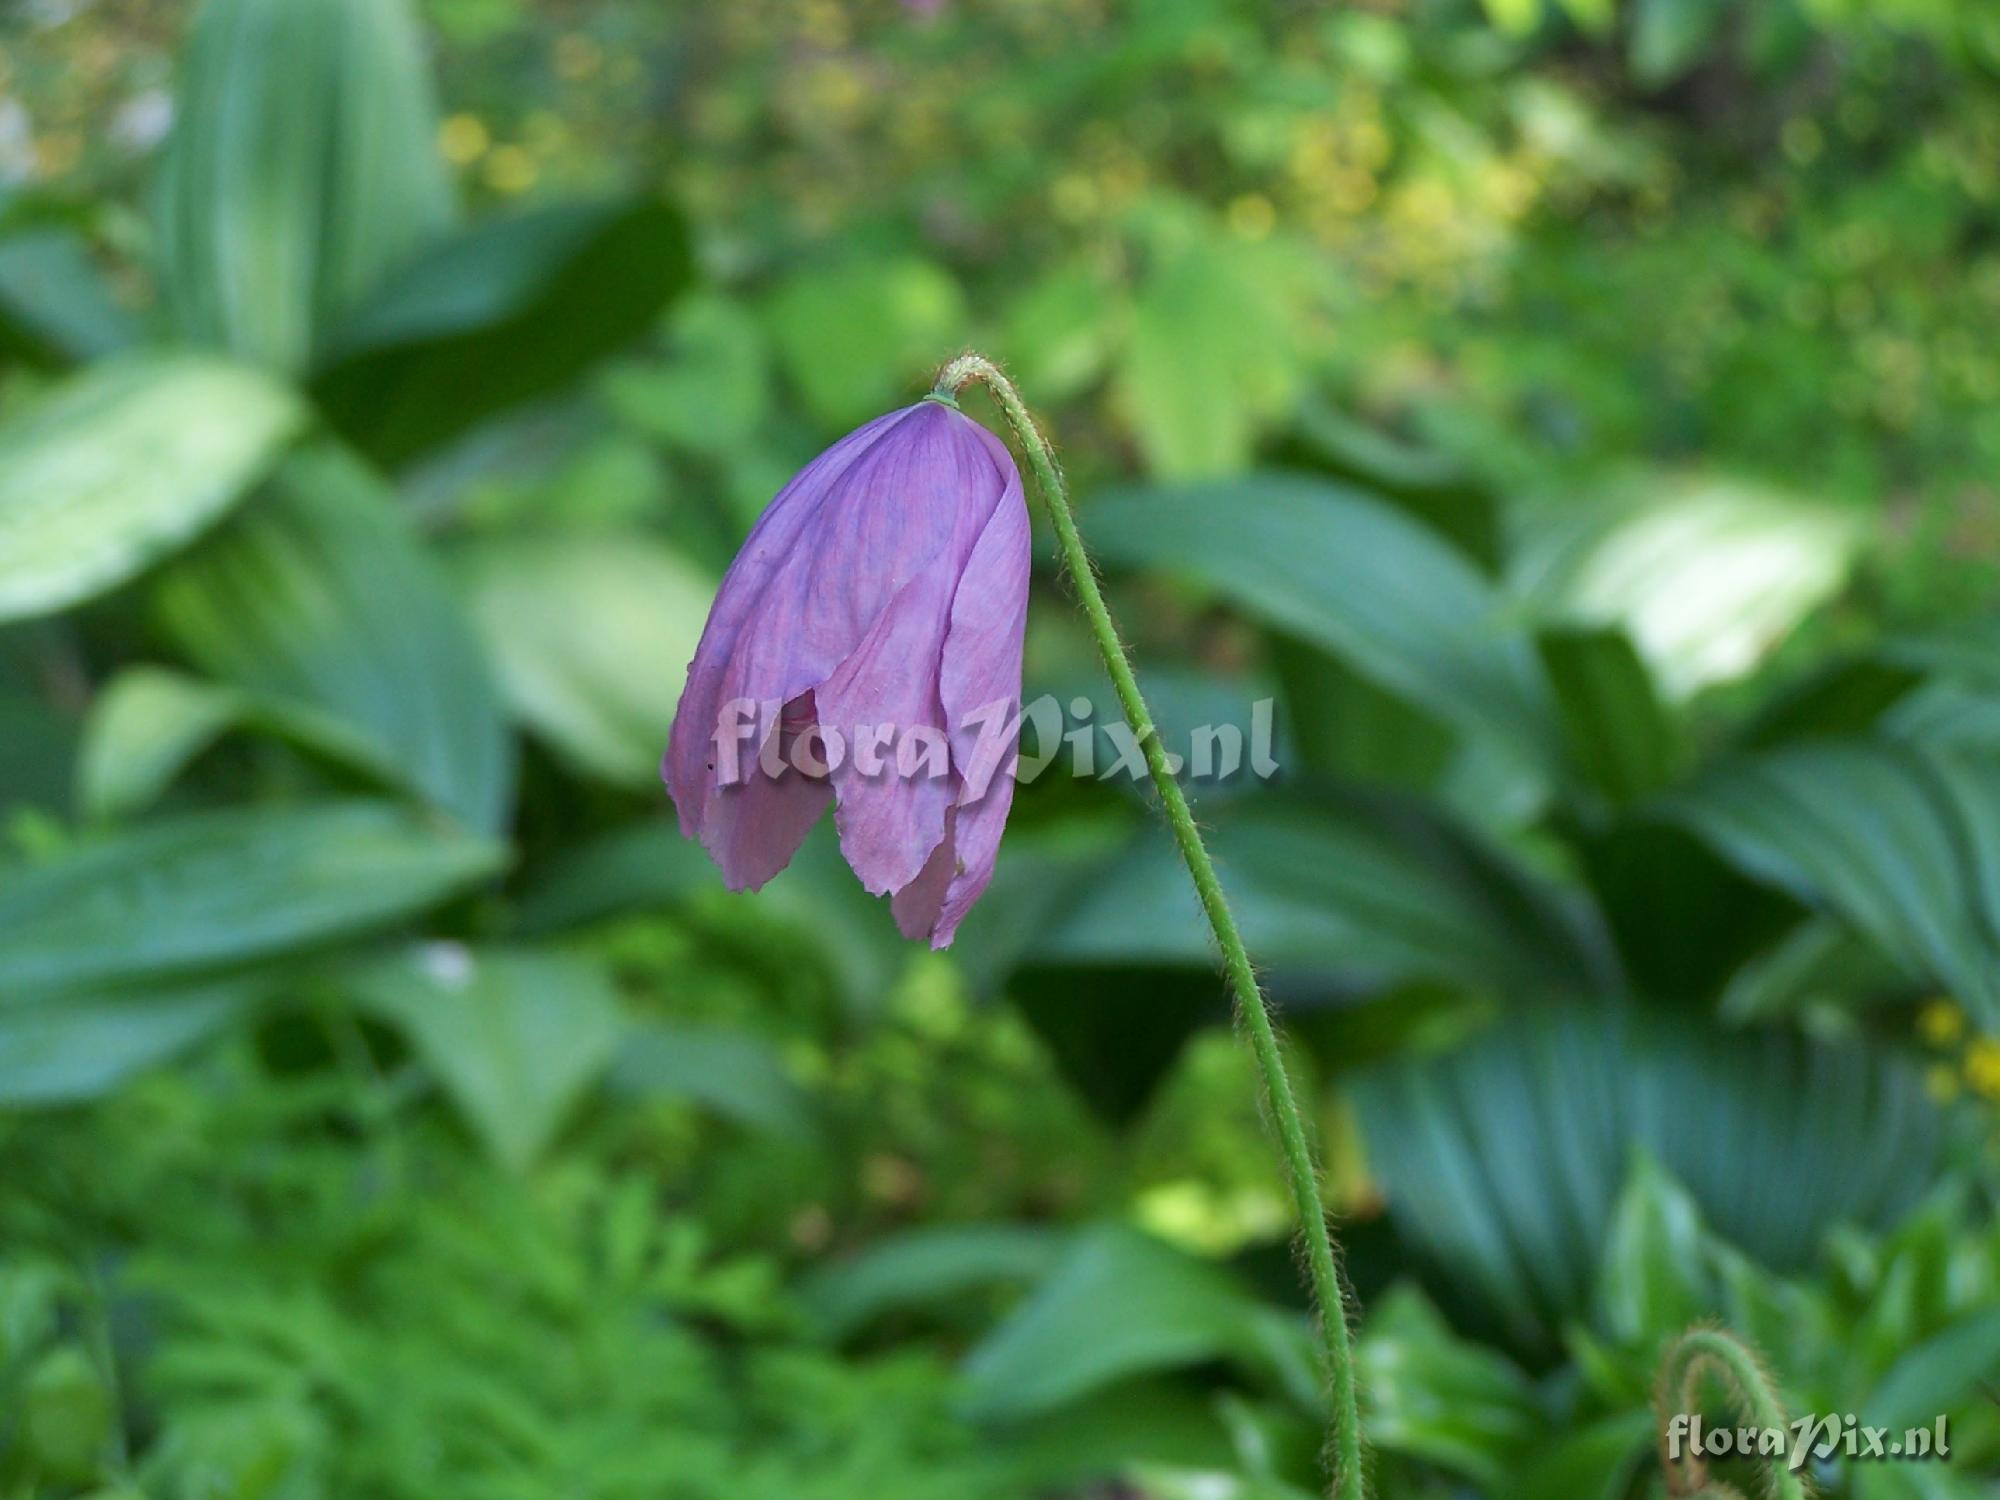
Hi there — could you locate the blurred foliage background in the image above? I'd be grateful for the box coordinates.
[2,0,2000,1496]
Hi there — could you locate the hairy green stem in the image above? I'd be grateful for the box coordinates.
[1655,1328,1809,1500]
[932,354,1365,1500]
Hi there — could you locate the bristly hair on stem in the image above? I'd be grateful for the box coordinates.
[933,353,1368,1500]
[1655,1325,1812,1500]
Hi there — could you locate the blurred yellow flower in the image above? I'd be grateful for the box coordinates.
[439,113,490,166]
[1228,192,1277,240]
[1967,1039,2000,1101]
[1918,998,1965,1047]
[1925,1064,1961,1104]
[483,144,539,195]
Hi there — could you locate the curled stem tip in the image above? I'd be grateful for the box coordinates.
[941,351,1366,1500]
[1656,1327,1810,1500]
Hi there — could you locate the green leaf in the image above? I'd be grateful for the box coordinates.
[764,256,966,429]
[1084,474,1563,776]
[1354,1000,1941,1358]
[1283,400,1499,567]
[1028,786,1609,1000]
[800,1224,1066,1340]
[1358,1286,1543,1490]
[349,943,621,1171]
[960,1224,1310,1423]
[1515,477,1861,699]
[153,445,517,832]
[457,532,712,788]
[75,667,245,822]
[0,801,505,998]
[1594,1151,1715,1348]
[1865,1306,2000,1431]
[153,0,454,369]
[314,199,694,465]
[0,354,306,624]
[1537,625,1687,806]
[1663,741,2000,1028]
[1513,1409,1654,1500]
[0,977,260,1107]
[604,1019,812,1137]
[0,230,138,363]
[1119,242,1296,479]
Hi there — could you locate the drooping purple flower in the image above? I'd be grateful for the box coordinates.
[663,399,1030,948]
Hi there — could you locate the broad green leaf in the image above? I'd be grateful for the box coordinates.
[1739,654,1927,747]
[0,977,260,1107]
[1537,625,1687,806]
[764,256,966,429]
[0,230,138,363]
[1119,242,1296,479]
[0,801,505,997]
[154,445,516,832]
[1358,1286,1543,1490]
[75,667,245,822]
[1515,477,1861,699]
[1663,741,2000,1027]
[1594,1152,1715,1348]
[1513,1409,1654,1500]
[514,820,725,933]
[0,354,305,624]
[1084,475,1563,776]
[1354,1000,1940,1358]
[1028,787,1610,1000]
[960,1224,1310,1423]
[1865,1306,2000,1431]
[457,533,711,788]
[800,1224,1066,1340]
[1284,400,1499,566]
[604,1019,812,1137]
[315,199,693,465]
[153,0,454,369]
[349,943,621,1171]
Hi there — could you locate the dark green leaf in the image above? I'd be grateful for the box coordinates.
[154,445,516,832]
[1085,474,1563,776]
[0,977,260,1107]
[800,1224,1066,1340]
[349,943,621,1171]
[1354,1000,1940,1358]
[604,1019,812,1136]
[0,801,505,997]
[960,1224,1311,1423]
[314,199,693,465]
[1537,625,1686,806]
[1664,741,2000,1027]
[0,230,138,364]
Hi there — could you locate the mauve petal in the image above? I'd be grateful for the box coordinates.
[700,693,833,890]
[891,807,957,940]
[664,407,918,836]
[927,455,1031,948]
[816,542,967,895]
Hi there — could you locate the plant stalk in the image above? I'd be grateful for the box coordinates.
[932,354,1366,1500]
